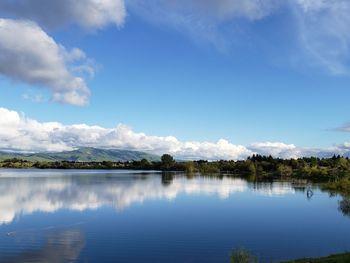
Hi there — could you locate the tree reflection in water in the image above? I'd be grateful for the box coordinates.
[339,198,350,218]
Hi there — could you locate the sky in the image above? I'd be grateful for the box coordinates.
[0,0,350,160]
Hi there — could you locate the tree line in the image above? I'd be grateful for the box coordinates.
[1,153,350,194]
[1,153,349,178]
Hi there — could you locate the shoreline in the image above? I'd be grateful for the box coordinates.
[1,155,349,196]
[282,252,350,263]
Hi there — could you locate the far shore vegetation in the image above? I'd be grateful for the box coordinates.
[2,153,350,195]
[229,248,350,263]
[282,252,350,263]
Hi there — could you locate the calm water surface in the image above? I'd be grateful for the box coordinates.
[0,169,349,263]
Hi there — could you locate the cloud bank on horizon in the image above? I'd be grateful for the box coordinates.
[0,1,350,105]
[1,107,349,160]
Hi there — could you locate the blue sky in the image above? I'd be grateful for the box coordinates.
[0,0,350,159]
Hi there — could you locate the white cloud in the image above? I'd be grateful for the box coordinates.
[249,141,350,159]
[0,1,125,105]
[0,107,252,159]
[249,142,301,159]
[0,0,126,30]
[0,107,349,159]
[0,19,92,106]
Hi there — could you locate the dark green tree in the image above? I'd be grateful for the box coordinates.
[140,158,150,168]
[161,154,175,170]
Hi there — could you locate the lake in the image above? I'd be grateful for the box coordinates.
[0,169,349,263]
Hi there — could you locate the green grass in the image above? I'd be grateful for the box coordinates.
[282,252,350,263]
[229,249,350,263]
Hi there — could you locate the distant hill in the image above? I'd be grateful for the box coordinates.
[0,147,161,162]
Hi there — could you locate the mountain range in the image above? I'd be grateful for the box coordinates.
[0,147,161,162]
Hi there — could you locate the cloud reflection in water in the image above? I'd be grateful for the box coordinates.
[0,171,297,224]
[0,229,85,263]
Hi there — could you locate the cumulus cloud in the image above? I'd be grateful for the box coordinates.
[0,1,126,105]
[0,107,349,159]
[249,142,301,159]
[0,19,92,106]
[249,141,350,159]
[0,0,126,30]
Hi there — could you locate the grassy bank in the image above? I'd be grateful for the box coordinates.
[230,249,350,263]
[320,177,350,196]
[282,252,350,263]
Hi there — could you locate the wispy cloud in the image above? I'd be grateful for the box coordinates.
[292,0,350,75]
[127,0,280,51]
[21,92,46,103]
[335,122,350,132]
[128,0,350,74]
